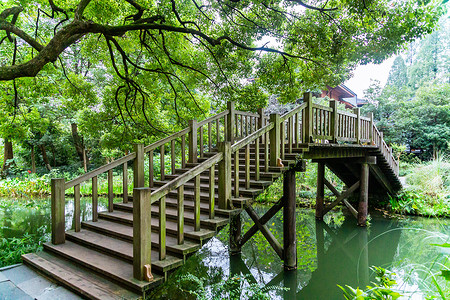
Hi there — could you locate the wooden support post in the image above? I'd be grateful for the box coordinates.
[209,166,215,219]
[188,120,198,163]
[123,162,128,203]
[316,162,325,220]
[368,112,374,144]
[51,179,66,245]
[258,108,265,129]
[280,121,285,160]
[74,184,81,232]
[108,169,113,212]
[181,136,186,168]
[133,144,145,189]
[133,188,152,281]
[255,141,260,181]
[283,170,297,270]
[358,163,369,226]
[226,101,235,143]
[302,92,313,143]
[354,107,361,144]
[171,139,175,174]
[92,176,98,222]
[329,100,338,143]
[229,212,241,255]
[208,122,212,151]
[199,126,204,158]
[218,142,232,209]
[269,114,280,167]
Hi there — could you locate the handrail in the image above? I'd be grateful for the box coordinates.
[235,111,260,118]
[197,110,229,127]
[144,128,190,153]
[231,123,274,153]
[280,103,307,122]
[312,103,333,112]
[337,110,357,118]
[65,152,137,189]
[150,152,223,203]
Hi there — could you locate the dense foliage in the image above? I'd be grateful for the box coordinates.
[0,0,445,175]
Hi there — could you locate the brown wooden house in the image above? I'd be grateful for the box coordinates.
[320,84,357,109]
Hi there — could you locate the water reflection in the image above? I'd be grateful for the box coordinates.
[152,208,449,299]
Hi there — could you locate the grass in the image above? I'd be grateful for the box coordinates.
[391,155,450,217]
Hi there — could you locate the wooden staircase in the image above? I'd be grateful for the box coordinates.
[22,94,402,299]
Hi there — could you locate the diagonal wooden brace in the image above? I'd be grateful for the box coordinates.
[322,180,360,217]
[244,205,284,260]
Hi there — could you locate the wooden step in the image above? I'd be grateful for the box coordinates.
[43,241,163,293]
[23,252,141,300]
[81,219,201,257]
[153,178,273,192]
[65,230,183,274]
[98,210,216,242]
[113,202,230,230]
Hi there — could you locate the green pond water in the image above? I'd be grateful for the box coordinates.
[1,197,449,299]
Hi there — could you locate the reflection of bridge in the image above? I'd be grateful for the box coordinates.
[23,93,401,298]
[229,218,401,299]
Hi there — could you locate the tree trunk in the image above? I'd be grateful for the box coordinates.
[31,145,36,173]
[71,123,89,169]
[1,138,14,175]
[40,144,52,171]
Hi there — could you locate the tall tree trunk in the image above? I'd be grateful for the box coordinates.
[1,138,14,175]
[71,123,89,169]
[31,145,36,173]
[40,144,52,171]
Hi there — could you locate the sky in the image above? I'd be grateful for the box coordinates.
[344,56,396,99]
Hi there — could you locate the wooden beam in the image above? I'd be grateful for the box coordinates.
[369,164,394,195]
[269,114,280,166]
[51,178,65,245]
[226,101,235,143]
[302,92,313,143]
[322,181,360,215]
[324,178,358,219]
[218,142,231,209]
[133,144,145,189]
[188,120,198,163]
[245,205,284,259]
[358,163,369,226]
[343,199,358,219]
[313,156,377,165]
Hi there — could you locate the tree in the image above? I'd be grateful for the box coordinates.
[386,56,408,89]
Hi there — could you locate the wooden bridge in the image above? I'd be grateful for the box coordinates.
[22,93,401,299]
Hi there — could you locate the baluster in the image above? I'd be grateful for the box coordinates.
[108,169,113,212]
[171,140,175,174]
[255,140,260,181]
[209,166,215,219]
[177,186,184,244]
[216,119,220,144]
[240,115,243,138]
[149,150,154,187]
[264,132,269,172]
[295,113,299,147]
[245,144,250,189]
[280,121,285,159]
[224,115,228,142]
[181,136,186,168]
[234,149,240,197]
[188,120,198,163]
[194,175,201,231]
[74,184,81,232]
[160,144,165,181]
[208,122,212,151]
[92,176,98,222]
[235,114,239,138]
[123,162,128,203]
[159,196,166,260]
[199,126,204,157]
[288,117,293,153]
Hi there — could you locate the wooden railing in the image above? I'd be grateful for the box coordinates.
[50,92,399,282]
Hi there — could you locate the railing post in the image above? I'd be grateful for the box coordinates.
[329,100,338,143]
[258,107,265,143]
[188,120,198,163]
[133,187,153,281]
[51,178,65,245]
[133,144,145,189]
[302,92,313,143]
[353,107,361,144]
[226,101,235,143]
[269,114,280,167]
[218,142,232,209]
[368,112,374,144]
